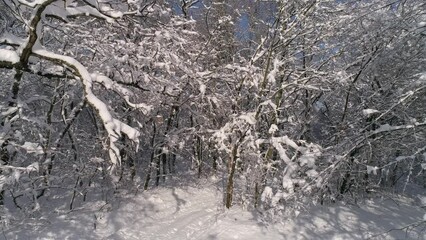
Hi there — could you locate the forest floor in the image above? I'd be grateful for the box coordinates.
[1,177,425,240]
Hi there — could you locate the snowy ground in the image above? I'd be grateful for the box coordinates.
[1,181,425,240]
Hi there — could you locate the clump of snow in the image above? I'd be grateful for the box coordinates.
[123,96,152,115]
[306,169,318,178]
[259,99,277,110]
[367,165,379,175]
[199,84,206,96]
[268,124,278,134]
[362,108,379,116]
[100,5,123,18]
[21,142,44,155]
[374,123,391,132]
[261,186,273,202]
[267,58,284,83]
[1,107,18,117]
[66,6,114,22]
[238,112,256,125]
[419,196,426,206]
[271,137,291,163]
[0,49,20,63]
[26,162,40,172]
[414,72,426,86]
[298,143,321,168]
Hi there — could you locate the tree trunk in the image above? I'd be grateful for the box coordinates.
[196,135,203,178]
[225,144,238,209]
[161,151,167,182]
[144,121,157,190]
[144,150,155,190]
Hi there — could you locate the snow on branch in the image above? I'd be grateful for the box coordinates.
[378,145,426,169]
[33,47,140,168]
[16,0,48,7]
[0,0,144,170]
[44,0,130,23]
[269,136,321,196]
[370,120,426,135]
[45,3,116,23]
[19,0,57,64]
[0,162,39,173]
[91,73,152,114]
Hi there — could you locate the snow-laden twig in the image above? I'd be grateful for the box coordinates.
[370,121,426,135]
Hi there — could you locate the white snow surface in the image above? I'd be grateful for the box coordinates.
[2,181,425,240]
[0,49,19,63]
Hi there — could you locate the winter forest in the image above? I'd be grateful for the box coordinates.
[0,0,425,239]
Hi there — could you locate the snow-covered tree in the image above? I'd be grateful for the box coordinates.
[1,0,424,221]
[0,0,187,211]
